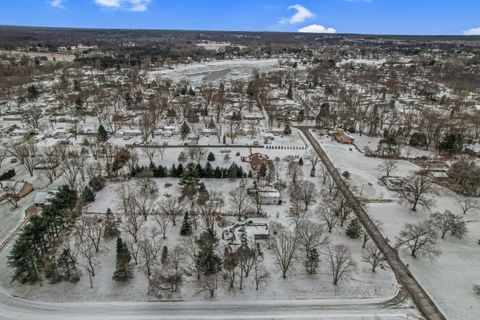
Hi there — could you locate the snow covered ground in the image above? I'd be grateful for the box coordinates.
[315,130,480,320]
[150,58,284,86]
[0,149,398,303]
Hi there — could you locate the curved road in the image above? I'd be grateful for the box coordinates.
[299,127,445,320]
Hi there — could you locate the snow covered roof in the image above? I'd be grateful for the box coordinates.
[34,190,58,205]
[258,186,280,198]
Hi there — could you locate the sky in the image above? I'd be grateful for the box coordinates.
[0,0,479,36]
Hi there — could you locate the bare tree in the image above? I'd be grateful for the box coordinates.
[79,215,105,253]
[19,142,39,177]
[318,206,339,233]
[289,194,309,230]
[379,159,398,177]
[134,178,158,221]
[399,174,434,211]
[142,146,158,165]
[330,194,353,227]
[297,222,327,257]
[77,240,98,288]
[0,148,8,168]
[361,220,382,249]
[154,213,170,239]
[430,210,468,239]
[270,231,299,278]
[59,155,81,191]
[159,197,184,226]
[327,244,356,285]
[4,180,23,208]
[362,242,387,272]
[181,236,202,280]
[229,187,253,221]
[456,197,480,215]
[195,275,217,298]
[395,221,440,258]
[305,149,320,176]
[252,255,269,291]
[139,231,163,276]
[39,147,62,184]
[126,240,141,266]
[298,181,318,211]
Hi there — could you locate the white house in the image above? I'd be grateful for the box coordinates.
[258,186,281,205]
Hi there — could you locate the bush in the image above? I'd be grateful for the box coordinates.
[0,169,15,181]
[88,175,105,192]
[81,186,95,203]
[207,152,216,162]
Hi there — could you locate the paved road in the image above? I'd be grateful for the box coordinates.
[0,287,420,320]
[299,127,445,320]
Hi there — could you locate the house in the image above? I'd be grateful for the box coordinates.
[0,180,34,203]
[379,176,404,191]
[332,129,355,144]
[33,190,58,206]
[201,128,217,136]
[224,219,270,242]
[257,186,281,205]
[242,153,270,170]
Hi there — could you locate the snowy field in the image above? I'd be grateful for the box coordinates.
[0,142,398,304]
[315,130,480,320]
[150,58,284,86]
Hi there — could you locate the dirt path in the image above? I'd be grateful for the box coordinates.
[299,126,446,320]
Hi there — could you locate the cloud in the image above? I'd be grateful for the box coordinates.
[279,4,315,25]
[49,0,64,8]
[94,0,151,12]
[298,24,336,34]
[463,27,480,36]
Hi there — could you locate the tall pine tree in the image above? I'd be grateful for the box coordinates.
[113,237,133,281]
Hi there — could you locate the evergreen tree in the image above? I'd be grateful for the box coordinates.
[113,237,133,281]
[297,109,305,123]
[27,85,40,100]
[98,124,108,142]
[207,152,216,162]
[258,163,267,178]
[287,85,293,99]
[176,163,184,177]
[180,212,193,236]
[57,247,80,282]
[180,121,191,140]
[195,163,205,178]
[81,186,95,203]
[305,248,320,274]
[196,229,223,276]
[161,246,169,265]
[8,186,78,284]
[284,124,292,135]
[346,218,362,239]
[298,157,304,166]
[204,162,213,178]
[104,208,120,239]
[214,166,222,178]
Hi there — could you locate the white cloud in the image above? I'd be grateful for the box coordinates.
[279,4,315,25]
[463,27,480,36]
[94,0,151,12]
[298,24,336,34]
[49,0,64,8]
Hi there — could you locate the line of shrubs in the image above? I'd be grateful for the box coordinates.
[130,162,252,179]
